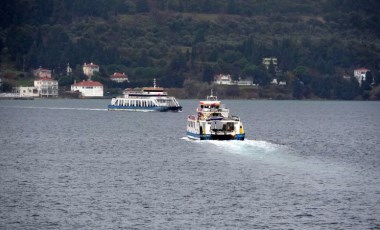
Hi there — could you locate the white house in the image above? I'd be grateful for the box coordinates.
[354,68,370,86]
[271,78,287,86]
[14,86,39,97]
[262,57,278,69]
[71,80,103,97]
[33,67,52,79]
[214,74,233,85]
[236,77,254,86]
[110,72,129,83]
[83,62,100,79]
[214,74,256,86]
[34,78,59,97]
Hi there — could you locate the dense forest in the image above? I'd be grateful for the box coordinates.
[1,0,380,99]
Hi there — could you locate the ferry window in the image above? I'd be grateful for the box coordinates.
[226,122,234,131]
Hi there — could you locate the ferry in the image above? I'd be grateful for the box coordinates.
[186,90,245,140]
[108,79,182,112]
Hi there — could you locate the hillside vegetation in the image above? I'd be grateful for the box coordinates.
[1,0,380,99]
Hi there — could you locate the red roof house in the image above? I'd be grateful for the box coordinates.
[110,72,129,83]
[71,80,103,97]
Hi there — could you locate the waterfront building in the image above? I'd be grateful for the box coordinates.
[71,80,103,97]
[83,62,99,79]
[354,68,370,86]
[14,86,39,97]
[34,78,59,97]
[110,72,129,83]
[214,74,233,85]
[33,67,52,79]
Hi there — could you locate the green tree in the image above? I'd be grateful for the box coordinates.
[0,0,15,27]
[58,75,74,88]
[268,59,276,79]
[227,0,237,14]
[361,71,373,91]
[335,78,359,100]
[292,80,304,99]
[169,51,187,72]
[136,0,150,13]
[202,64,214,83]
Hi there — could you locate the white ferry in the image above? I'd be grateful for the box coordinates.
[108,79,182,112]
[186,90,245,140]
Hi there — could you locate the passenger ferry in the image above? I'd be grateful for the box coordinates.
[186,90,245,140]
[108,79,182,112]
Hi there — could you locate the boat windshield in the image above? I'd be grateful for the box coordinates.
[206,89,218,101]
[207,95,218,101]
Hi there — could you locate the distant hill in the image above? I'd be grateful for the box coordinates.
[1,0,380,99]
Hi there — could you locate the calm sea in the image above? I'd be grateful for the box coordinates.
[0,99,379,229]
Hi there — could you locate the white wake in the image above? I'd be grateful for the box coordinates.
[182,137,287,156]
[1,105,107,111]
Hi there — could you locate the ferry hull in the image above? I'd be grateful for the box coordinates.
[108,105,182,112]
[187,132,245,141]
[187,90,246,141]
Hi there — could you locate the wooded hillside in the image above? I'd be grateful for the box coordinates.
[1,0,380,99]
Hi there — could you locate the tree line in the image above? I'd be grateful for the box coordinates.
[1,0,380,99]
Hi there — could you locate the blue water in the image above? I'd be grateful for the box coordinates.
[0,99,379,229]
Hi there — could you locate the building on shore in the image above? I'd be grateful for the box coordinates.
[214,74,233,85]
[83,62,99,79]
[34,78,59,97]
[110,72,129,83]
[71,80,103,97]
[214,74,255,86]
[270,78,287,86]
[7,78,58,98]
[354,68,370,86]
[262,57,278,69]
[13,86,39,97]
[33,67,52,79]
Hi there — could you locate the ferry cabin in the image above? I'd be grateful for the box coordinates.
[108,78,182,112]
[111,97,156,107]
[109,96,180,111]
[187,116,245,140]
[186,98,245,140]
